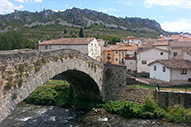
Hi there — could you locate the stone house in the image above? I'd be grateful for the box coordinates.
[38,37,101,61]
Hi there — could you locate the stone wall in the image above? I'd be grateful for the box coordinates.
[103,63,126,100]
[155,90,191,109]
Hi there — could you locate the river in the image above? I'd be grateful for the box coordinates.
[0,102,190,127]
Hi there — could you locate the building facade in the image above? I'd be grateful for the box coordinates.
[39,38,101,61]
[137,48,169,73]
[149,59,191,82]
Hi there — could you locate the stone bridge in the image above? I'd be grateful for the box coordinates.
[0,49,126,122]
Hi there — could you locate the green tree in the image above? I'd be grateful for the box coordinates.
[79,28,84,37]
[64,29,67,34]
[0,30,37,50]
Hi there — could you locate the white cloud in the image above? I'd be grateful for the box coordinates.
[14,0,43,3]
[161,19,191,32]
[0,0,23,14]
[34,0,42,2]
[144,0,191,9]
[14,0,25,3]
[117,0,132,6]
[98,7,117,13]
[53,10,64,12]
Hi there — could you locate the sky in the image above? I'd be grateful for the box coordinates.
[1,0,191,33]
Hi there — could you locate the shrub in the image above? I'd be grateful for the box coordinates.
[139,95,165,119]
[99,100,135,118]
[166,105,187,122]
[142,95,158,113]
[70,98,97,110]
[26,85,58,105]
[140,73,147,78]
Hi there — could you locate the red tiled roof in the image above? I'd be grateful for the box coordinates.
[39,38,95,45]
[148,59,191,69]
[138,47,169,53]
[170,42,191,48]
[183,48,191,55]
[113,45,138,51]
[153,41,169,46]
[140,42,154,49]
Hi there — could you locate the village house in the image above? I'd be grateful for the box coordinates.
[122,36,142,47]
[148,59,191,82]
[149,48,191,82]
[169,42,191,58]
[103,44,137,72]
[137,48,169,73]
[39,37,101,61]
[158,33,191,42]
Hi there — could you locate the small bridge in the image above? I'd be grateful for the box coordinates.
[0,49,126,122]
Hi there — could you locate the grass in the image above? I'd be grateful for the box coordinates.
[126,83,191,92]
[48,80,70,85]
[126,84,156,90]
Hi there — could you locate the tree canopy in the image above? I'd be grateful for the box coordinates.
[79,28,84,37]
[0,30,37,50]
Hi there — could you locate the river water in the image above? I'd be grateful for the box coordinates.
[0,102,190,127]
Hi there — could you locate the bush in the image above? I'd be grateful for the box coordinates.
[166,105,187,122]
[98,100,136,118]
[140,73,147,78]
[71,98,97,110]
[25,84,98,110]
[142,95,158,112]
[139,95,165,119]
[26,85,58,105]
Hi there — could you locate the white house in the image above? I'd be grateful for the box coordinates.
[39,38,101,61]
[122,36,142,47]
[137,48,169,73]
[149,59,191,82]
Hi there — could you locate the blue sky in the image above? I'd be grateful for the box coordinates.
[1,0,191,33]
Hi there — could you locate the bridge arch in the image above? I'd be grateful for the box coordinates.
[0,49,126,122]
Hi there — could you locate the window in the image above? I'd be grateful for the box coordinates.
[181,69,187,75]
[121,58,124,64]
[142,60,147,64]
[116,58,118,61]
[45,45,48,49]
[163,66,166,72]
[154,66,157,71]
[115,51,118,54]
[173,52,178,57]
[160,52,163,55]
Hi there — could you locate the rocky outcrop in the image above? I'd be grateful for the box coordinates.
[0,8,165,34]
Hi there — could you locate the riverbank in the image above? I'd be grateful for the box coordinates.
[1,102,190,127]
[23,82,191,124]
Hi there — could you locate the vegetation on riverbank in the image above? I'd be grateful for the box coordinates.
[25,83,98,110]
[25,81,191,123]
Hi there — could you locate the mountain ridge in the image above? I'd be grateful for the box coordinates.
[0,7,167,39]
